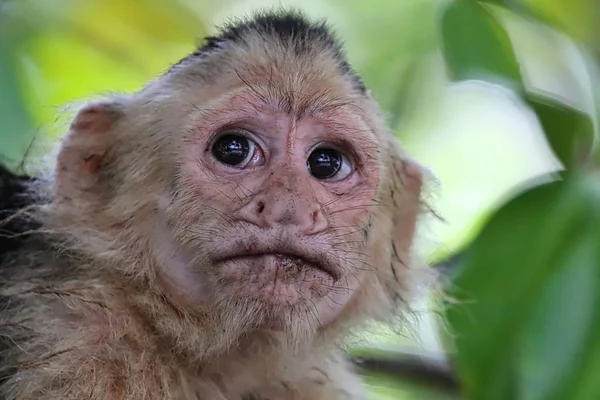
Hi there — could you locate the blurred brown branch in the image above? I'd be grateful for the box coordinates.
[351,350,460,394]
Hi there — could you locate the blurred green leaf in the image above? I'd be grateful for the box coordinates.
[445,172,600,400]
[476,0,510,5]
[440,0,524,92]
[526,93,595,170]
[0,27,34,167]
[522,0,594,45]
[16,0,210,128]
[518,225,600,400]
[478,0,594,47]
[332,0,438,127]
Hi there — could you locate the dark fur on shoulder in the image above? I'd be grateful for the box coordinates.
[0,164,72,395]
[0,164,38,390]
[0,164,39,259]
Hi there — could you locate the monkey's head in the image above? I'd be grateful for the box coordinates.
[49,11,424,341]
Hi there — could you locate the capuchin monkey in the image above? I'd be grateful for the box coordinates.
[0,9,429,400]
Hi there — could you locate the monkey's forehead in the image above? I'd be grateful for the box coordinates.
[137,10,393,146]
[167,9,366,95]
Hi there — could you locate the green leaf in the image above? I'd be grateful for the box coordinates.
[521,0,594,45]
[518,227,600,400]
[444,172,600,400]
[526,93,594,170]
[16,0,211,128]
[476,0,510,5]
[440,0,524,92]
[335,0,438,126]
[0,24,34,168]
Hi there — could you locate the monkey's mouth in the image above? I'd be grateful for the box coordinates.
[212,246,341,306]
[217,251,340,281]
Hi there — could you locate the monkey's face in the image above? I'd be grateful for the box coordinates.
[51,22,422,338]
[158,83,385,329]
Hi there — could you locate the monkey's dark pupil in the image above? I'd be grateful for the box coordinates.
[212,134,250,166]
[308,148,342,180]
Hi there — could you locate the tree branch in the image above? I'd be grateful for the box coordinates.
[351,350,460,393]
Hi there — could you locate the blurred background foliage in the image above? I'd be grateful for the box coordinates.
[1,0,600,398]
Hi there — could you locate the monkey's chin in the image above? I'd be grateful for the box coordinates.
[216,254,335,306]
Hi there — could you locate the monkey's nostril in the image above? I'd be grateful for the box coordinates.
[311,210,318,223]
[257,201,265,214]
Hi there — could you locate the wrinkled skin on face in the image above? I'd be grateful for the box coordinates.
[156,88,383,330]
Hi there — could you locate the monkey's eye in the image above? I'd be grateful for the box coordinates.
[212,133,260,168]
[307,147,353,181]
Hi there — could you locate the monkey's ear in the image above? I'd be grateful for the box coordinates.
[55,101,125,200]
[387,140,424,292]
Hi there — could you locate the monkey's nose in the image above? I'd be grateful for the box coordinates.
[238,196,328,234]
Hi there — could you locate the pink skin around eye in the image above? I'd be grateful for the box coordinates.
[246,144,265,167]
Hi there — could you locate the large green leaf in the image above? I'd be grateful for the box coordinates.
[444,172,600,399]
[477,0,594,46]
[440,0,523,92]
[522,0,593,45]
[526,93,595,170]
[518,224,600,400]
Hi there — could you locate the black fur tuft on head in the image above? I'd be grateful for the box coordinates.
[172,9,366,93]
[199,10,340,57]
[0,164,38,259]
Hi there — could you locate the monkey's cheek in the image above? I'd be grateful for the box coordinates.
[215,257,335,306]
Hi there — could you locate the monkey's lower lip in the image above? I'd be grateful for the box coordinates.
[218,252,339,280]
